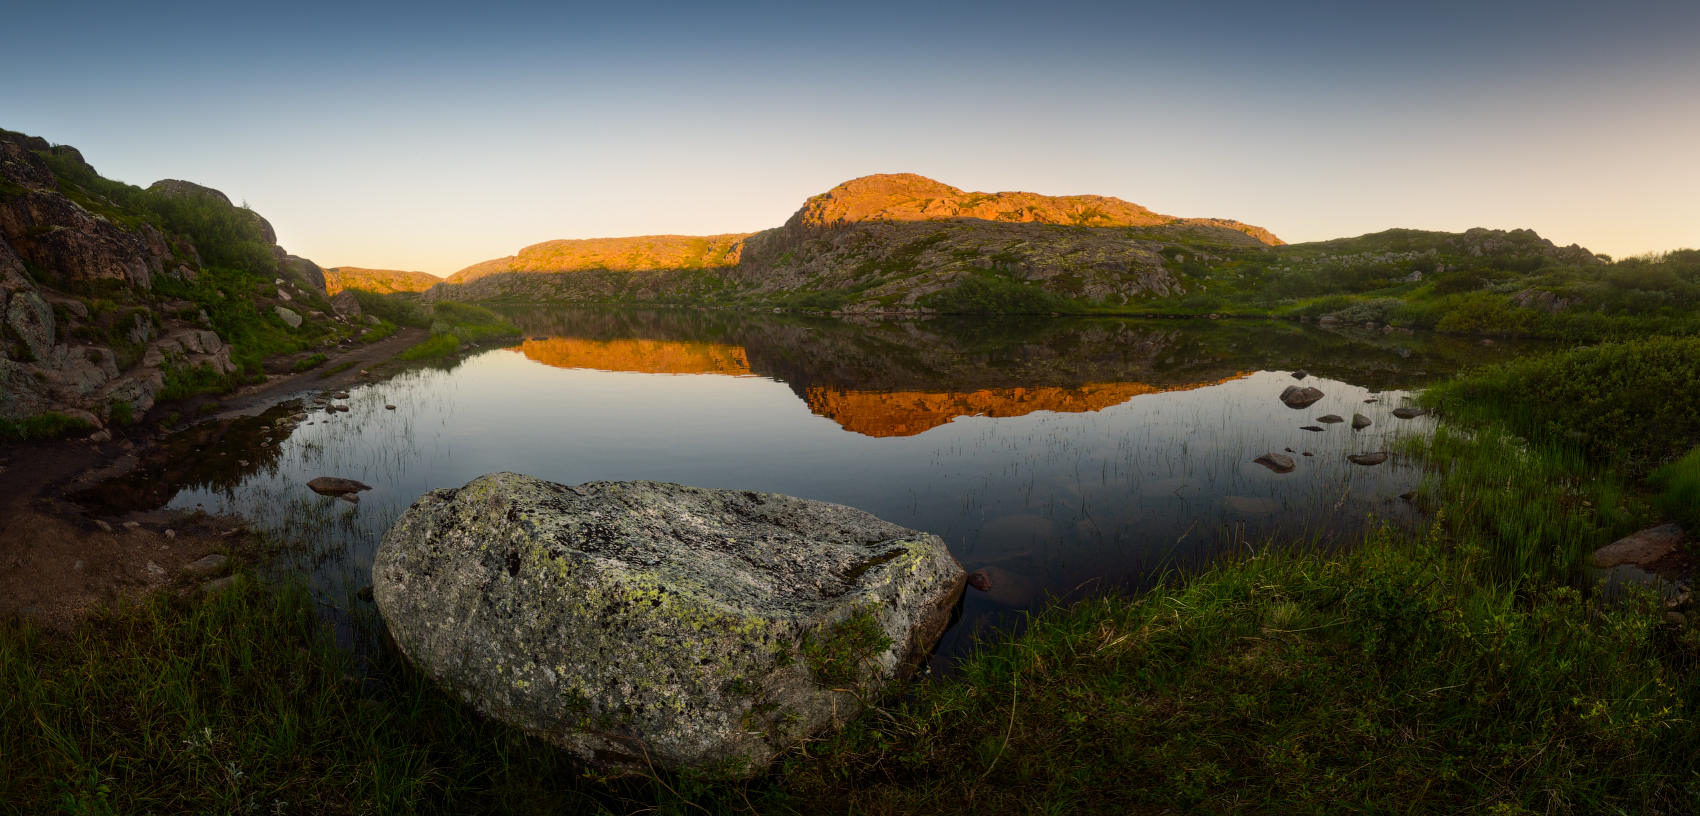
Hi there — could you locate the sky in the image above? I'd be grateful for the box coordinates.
[3,1,1698,276]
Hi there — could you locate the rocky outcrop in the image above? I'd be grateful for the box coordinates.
[1,137,163,288]
[374,473,966,778]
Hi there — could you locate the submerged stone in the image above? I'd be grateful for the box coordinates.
[1316,414,1344,424]
[1391,407,1428,419]
[1348,452,1390,466]
[1254,453,1296,473]
[1591,523,1683,569]
[307,477,372,495]
[1352,413,1372,430]
[373,473,966,778]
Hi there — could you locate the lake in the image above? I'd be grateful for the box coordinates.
[81,308,1557,670]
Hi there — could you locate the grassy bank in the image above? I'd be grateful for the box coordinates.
[5,340,1695,814]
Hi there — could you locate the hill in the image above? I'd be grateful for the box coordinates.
[324,266,441,294]
[421,173,1282,309]
[0,127,366,431]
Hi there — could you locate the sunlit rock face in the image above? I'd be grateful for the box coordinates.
[517,337,752,376]
[804,375,1251,437]
[373,473,966,778]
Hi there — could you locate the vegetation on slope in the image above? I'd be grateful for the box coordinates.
[323,267,442,295]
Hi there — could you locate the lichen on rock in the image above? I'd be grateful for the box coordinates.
[373,473,966,778]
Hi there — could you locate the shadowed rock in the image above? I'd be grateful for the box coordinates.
[1392,407,1428,419]
[1592,524,1684,569]
[1348,452,1390,466]
[1352,413,1372,430]
[1317,414,1344,424]
[1254,453,1296,473]
[373,473,966,778]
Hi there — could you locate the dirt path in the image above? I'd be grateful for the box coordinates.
[0,327,428,629]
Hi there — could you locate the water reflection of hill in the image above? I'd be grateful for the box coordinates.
[497,306,1559,434]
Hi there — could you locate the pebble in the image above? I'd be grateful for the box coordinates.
[146,561,166,576]
[1348,452,1390,466]
[385,405,396,410]
[164,529,175,540]
[122,521,140,530]
[95,520,113,533]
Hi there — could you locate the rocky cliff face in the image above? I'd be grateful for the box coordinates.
[421,173,1281,307]
[0,128,336,427]
[323,266,443,294]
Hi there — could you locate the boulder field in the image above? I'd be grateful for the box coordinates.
[373,473,966,778]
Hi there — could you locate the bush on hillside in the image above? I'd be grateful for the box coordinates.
[1424,336,1700,472]
[922,275,1067,315]
[347,289,430,327]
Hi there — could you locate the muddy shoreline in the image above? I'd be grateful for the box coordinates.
[0,327,427,628]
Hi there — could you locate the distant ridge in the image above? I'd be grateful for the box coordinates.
[324,266,442,294]
[422,173,1284,307]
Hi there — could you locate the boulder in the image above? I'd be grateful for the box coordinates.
[1351,413,1372,430]
[1253,453,1296,473]
[307,476,373,495]
[274,306,301,328]
[1391,407,1428,419]
[373,473,966,778]
[330,289,362,318]
[1591,523,1683,569]
[1279,385,1324,409]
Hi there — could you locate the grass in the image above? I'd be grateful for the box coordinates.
[396,334,460,361]
[429,301,520,343]
[291,353,328,372]
[160,362,241,401]
[1650,446,1700,530]
[360,321,397,343]
[0,412,93,442]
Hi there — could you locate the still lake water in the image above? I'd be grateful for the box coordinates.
[91,309,1555,667]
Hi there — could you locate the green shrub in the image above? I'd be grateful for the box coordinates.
[1650,446,1700,529]
[347,289,430,327]
[358,321,396,343]
[291,353,327,372]
[160,362,236,400]
[0,412,94,442]
[1424,336,1700,472]
[428,301,520,342]
[922,275,1067,314]
[108,399,133,427]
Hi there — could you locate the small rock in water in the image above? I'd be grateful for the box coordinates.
[1317,415,1344,424]
[357,585,375,602]
[1348,452,1390,466]
[1254,453,1296,473]
[333,392,350,399]
[1284,447,1294,453]
[1291,369,1309,379]
[1352,413,1372,430]
[1300,426,1324,432]
[335,405,350,413]
[1391,407,1428,419]
[1591,523,1683,569]
[966,570,991,591]
[339,492,360,505]
[1280,385,1325,409]
[1399,491,1416,501]
[1302,451,1313,456]
[385,404,396,410]
[1364,398,1379,403]
[308,476,373,495]
[95,520,113,533]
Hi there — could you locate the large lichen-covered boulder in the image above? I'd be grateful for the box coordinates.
[373,473,966,778]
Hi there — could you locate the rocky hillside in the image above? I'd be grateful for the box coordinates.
[0,128,364,431]
[422,173,1282,310]
[323,266,442,294]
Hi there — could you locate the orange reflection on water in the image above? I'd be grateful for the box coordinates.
[806,375,1251,437]
[518,337,753,376]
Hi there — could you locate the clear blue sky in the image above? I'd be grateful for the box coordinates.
[4,0,1697,275]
